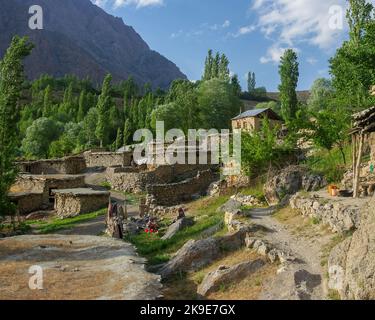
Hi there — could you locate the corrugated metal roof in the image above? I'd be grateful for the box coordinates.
[232,108,270,120]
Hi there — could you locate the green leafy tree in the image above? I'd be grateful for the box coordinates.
[151,103,183,132]
[307,78,334,112]
[330,0,375,108]
[212,52,220,79]
[115,128,122,151]
[95,74,112,147]
[82,107,99,148]
[123,118,132,146]
[247,72,256,94]
[42,85,52,117]
[309,108,351,164]
[22,118,62,159]
[77,89,87,122]
[241,118,284,177]
[203,50,214,81]
[198,78,242,129]
[0,36,33,215]
[230,74,242,97]
[203,50,231,81]
[48,122,82,158]
[347,0,373,45]
[279,49,299,122]
[219,54,230,81]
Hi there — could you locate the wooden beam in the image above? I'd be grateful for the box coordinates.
[353,106,375,121]
[353,133,365,198]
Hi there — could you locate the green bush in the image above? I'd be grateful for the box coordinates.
[305,145,352,183]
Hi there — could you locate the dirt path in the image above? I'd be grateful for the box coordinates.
[249,207,332,300]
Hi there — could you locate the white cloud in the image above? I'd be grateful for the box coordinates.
[231,25,256,38]
[171,20,232,40]
[222,20,231,28]
[307,57,318,65]
[252,0,347,48]
[260,44,299,64]
[251,0,352,64]
[170,30,183,39]
[93,0,164,9]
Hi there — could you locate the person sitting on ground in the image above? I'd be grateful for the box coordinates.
[177,207,186,220]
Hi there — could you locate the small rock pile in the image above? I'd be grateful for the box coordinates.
[245,235,295,265]
[231,194,262,207]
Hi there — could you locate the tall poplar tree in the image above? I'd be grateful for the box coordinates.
[95,74,112,148]
[0,36,33,215]
[278,49,299,122]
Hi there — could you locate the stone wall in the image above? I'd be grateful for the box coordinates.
[146,169,219,206]
[328,196,375,300]
[290,193,362,233]
[106,164,214,193]
[10,175,86,205]
[17,156,86,175]
[84,151,133,168]
[54,190,110,218]
[8,192,44,215]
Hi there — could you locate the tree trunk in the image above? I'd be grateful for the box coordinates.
[353,134,364,198]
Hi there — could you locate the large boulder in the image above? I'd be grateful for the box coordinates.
[264,166,327,206]
[197,260,265,297]
[328,197,375,299]
[159,238,220,278]
[159,230,247,278]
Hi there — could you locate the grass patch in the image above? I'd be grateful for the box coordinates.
[240,181,266,203]
[100,181,112,190]
[27,209,107,234]
[126,195,230,265]
[0,221,31,235]
[311,217,321,225]
[328,289,341,300]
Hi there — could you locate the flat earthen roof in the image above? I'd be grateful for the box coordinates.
[52,188,110,196]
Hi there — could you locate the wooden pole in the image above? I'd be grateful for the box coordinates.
[353,133,364,198]
[352,134,357,174]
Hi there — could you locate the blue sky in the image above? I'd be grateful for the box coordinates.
[92,0,354,91]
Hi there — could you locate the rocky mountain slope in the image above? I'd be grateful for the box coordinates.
[0,0,186,88]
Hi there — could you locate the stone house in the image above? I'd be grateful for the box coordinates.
[53,188,110,218]
[231,108,283,133]
[10,174,86,206]
[16,156,86,175]
[84,151,133,168]
[8,192,44,215]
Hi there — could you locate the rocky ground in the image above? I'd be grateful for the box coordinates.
[0,235,162,300]
[249,207,332,300]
